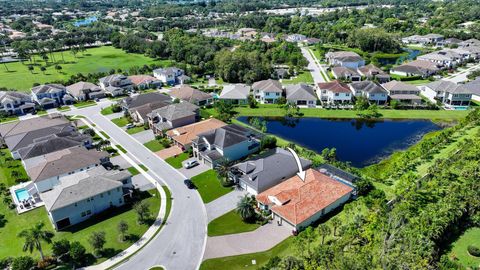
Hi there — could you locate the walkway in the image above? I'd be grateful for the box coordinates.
[203,222,291,260]
[65,105,207,270]
[300,45,330,85]
[205,189,247,222]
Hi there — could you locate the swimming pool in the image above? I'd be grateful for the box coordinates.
[15,188,30,201]
[452,106,469,111]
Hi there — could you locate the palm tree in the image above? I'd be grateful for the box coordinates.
[317,224,331,245]
[236,195,256,222]
[18,222,54,260]
[214,159,232,180]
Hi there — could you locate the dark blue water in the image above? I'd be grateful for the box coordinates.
[238,117,441,167]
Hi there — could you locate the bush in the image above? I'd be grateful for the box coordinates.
[111,105,122,113]
[260,136,277,150]
[468,245,480,257]
[11,256,35,270]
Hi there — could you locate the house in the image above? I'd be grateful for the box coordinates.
[237,28,257,38]
[66,82,105,101]
[421,80,472,106]
[119,92,171,123]
[417,52,457,68]
[381,80,422,104]
[31,84,74,109]
[0,91,35,115]
[166,118,226,150]
[349,81,388,105]
[128,75,162,90]
[153,67,185,86]
[459,38,480,47]
[331,66,362,81]
[0,115,75,159]
[41,167,132,230]
[464,77,480,102]
[192,124,260,168]
[286,34,307,43]
[252,79,284,104]
[357,64,390,83]
[317,81,353,104]
[256,168,354,232]
[402,34,444,45]
[462,46,480,60]
[230,147,311,195]
[23,147,110,193]
[147,102,199,135]
[285,84,317,107]
[390,60,440,78]
[219,84,251,105]
[17,133,92,160]
[99,74,133,96]
[169,86,214,106]
[325,51,365,69]
[438,38,463,47]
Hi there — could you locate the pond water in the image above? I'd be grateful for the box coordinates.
[238,117,441,167]
[73,16,98,27]
[377,48,421,66]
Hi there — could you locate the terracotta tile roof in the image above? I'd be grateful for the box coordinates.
[256,168,353,226]
[166,118,226,146]
[128,75,159,86]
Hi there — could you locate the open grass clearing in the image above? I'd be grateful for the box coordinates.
[0,148,29,187]
[207,210,261,237]
[282,70,314,84]
[190,170,233,204]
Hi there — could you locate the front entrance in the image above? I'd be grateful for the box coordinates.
[56,217,71,230]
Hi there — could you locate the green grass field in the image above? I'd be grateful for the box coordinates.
[0,46,171,91]
[0,189,160,262]
[126,126,146,135]
[143,140,165,152]
[208,210,261,237]
[190,170,233,204]
[0,149,29,187]
[448,227,480,268]
[165,153,189,168]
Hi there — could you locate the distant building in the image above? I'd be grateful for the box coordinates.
[219,84,251,105]
[128,75,162,90]
[421,80,472,106]
[331,66,361,82]
[381,80,422,104]
[66,82,105,101]
[357,64,390,83]
[390,60,440,78]
[169,86,214,106]
[285,84,317,107]
[147,102,199,135]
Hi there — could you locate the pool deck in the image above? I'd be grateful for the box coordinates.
[9,181,44,214]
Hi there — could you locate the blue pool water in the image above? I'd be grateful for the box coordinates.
[239,117,441,167]
[15,188,30,201]
[73,16,98,27]
[452,106,469,111]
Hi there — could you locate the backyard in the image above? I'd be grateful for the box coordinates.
[0,189,161,262]
[190,170,233,204]
[281,70,314,84]
[0,46,172,91]
[0,148,29,187]
[207,210,261,237]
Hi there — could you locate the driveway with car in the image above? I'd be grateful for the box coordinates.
[178,158,211,178]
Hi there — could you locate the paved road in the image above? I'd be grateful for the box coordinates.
[445,63,480,83]
[68,105,207,270]
[300,46,328,85]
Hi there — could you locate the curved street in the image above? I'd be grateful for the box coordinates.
[68,103,207,270]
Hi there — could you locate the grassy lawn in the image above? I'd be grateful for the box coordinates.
[0,189,160,262]
[190,170,233,204]
[101,105,116,115]
[73,100,96,108]
[0,148,29,187]
[127,167,140,176]
[404,79,431,86]
[57,106,71,112]
[208,210,261,237]
[111,117,130,127]
[115,145,127,154]
[143,140,165,152]
[0,46,172,91]
[100,131,110,139]
[224,105,468,121]
[448,227,480,268]
[165,153,189,168]
[282,70,314,84]
[126,126,146,135]
[0,116,19,123]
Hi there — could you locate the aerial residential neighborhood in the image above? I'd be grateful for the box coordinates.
[0,1,480,270]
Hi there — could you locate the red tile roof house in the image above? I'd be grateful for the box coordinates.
[128,75,162,90]
[256,168,354,232]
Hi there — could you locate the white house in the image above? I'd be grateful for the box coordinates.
[153,67,184,85]
[317,81,353,104]
[421,80,472,106]
[0,91,35,115]
[252,79,283,104]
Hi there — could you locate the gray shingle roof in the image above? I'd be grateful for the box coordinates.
[17,133,90,160]
[425,80,472,94]
[31,84,65,95]
[219,84,251,100]
[252,79,283,93]
[464,78,480,95]
[169,86,213,103]
[382,80,419,92]
[350,81,388,94]
[285,84,317,101]
[120,92,171,109]
[196,124,253,149]
[233,148,311,193]
[0,91,31,103]
[66,81,101,97]
[0,114,68,138]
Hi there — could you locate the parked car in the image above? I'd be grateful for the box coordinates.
[184,179,196,189]
[126,123,135,129]
[183,160,199,169]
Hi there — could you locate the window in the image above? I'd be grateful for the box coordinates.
[81,212,86,217]
[86,210,91,215]
[335,93,339,96]
[119,198,123,204]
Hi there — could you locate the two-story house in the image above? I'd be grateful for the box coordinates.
[169,86,214,106]
[153,67,185,86]
[98,74,133,97]
[66,81,105,101]
[331,66,361,82]
[317,81,353,104]
[192,124,260,168]
[0,91,35,115]
[119,92,172,124]
[147,102,199,135]
[357,64,390,83]
[252,79,284,104]
[41,167,132,230]
[421,80,472,106]
[31,84,74,109]
[325,51,365,69]
[349,81,388,105]
[381,80,422,104]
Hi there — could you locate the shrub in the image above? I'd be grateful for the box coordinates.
[111,105,122,113]
[11,256,35,270]
[468,245,480,257]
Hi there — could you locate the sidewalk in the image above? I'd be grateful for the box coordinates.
[78,118,168,270]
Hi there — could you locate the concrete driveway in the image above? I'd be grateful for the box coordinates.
[178,159,211,178]
[203,222,292,260]
[131,129,155,144]
[206,188,247,222]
